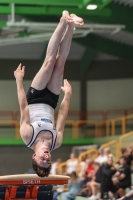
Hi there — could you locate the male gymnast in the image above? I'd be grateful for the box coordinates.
[14,11,84,177]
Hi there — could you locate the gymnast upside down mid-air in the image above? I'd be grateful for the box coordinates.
[14,11,84,177]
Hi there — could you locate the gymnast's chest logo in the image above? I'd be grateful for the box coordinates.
[37,123,41,127]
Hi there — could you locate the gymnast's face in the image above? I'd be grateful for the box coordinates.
[32,148,51,168]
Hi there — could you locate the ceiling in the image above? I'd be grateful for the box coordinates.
[0,0,133,69]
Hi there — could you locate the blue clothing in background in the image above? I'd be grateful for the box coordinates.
[64,178,82,200]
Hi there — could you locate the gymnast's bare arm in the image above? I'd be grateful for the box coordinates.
[55,79,72,148]
[14,64,32,140]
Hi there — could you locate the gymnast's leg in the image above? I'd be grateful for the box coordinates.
[47,14,84,95]
[31,11,71,90]
[47,21,75,95]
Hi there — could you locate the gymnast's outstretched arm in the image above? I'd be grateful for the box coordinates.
[14,63,30,128]
[55,79,72,148]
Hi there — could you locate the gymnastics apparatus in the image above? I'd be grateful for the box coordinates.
[0,174,69,200]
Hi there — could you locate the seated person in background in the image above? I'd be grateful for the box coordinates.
[103,147,111,160]
[53,185,64,200]
[112,156,131,198]
[80,171,92,187]
[86,162,101,200]
[131,160,133,173]
[77,155,87,178]
[121,145,133,167]
[121,148,127,157]
[51,158,62,175]
[66,153,78,175]
[126,147,133,166]
[100,154,117,200]
[63,171,82,200]
[94,148,108,165]
[86,158,94,178]
[77,172,92,197]
[117,186,133,200]
[90,162,100,180]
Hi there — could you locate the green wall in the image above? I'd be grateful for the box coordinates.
[0,138,95,146]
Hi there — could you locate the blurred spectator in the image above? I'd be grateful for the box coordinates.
[86,158,94,178]
[63,171,82,200]
[51,158,62,175]
[103,147,111,158]
[126,147,133,166]
[121,148,127,156]
[121,147,133,167]
[53,144,133,200]
[77,172,91,197]
[66,153,78,175]
[117,186,133,200]
[100,154,117,200]
[78,155,87,178]
[113,156,131,198]
[94,148,108,164]
[81,171,92,187]
[87,163,101,200]
[53,185,64,200]
[131,160,133,173]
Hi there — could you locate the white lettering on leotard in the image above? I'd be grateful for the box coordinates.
[23,180,40,184]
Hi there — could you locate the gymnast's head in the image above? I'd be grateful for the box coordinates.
[32,147,52,177]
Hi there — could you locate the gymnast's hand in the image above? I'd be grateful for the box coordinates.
[61,79,72,96]
[14,63,25,81]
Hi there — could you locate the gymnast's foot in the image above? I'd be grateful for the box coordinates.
[62,10,73,22]
[70,14,84,26]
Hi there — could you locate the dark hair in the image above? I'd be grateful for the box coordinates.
[32,159,52,177]
[70,171,77,178]
[120,156,127,162]
[121,148,127,154]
